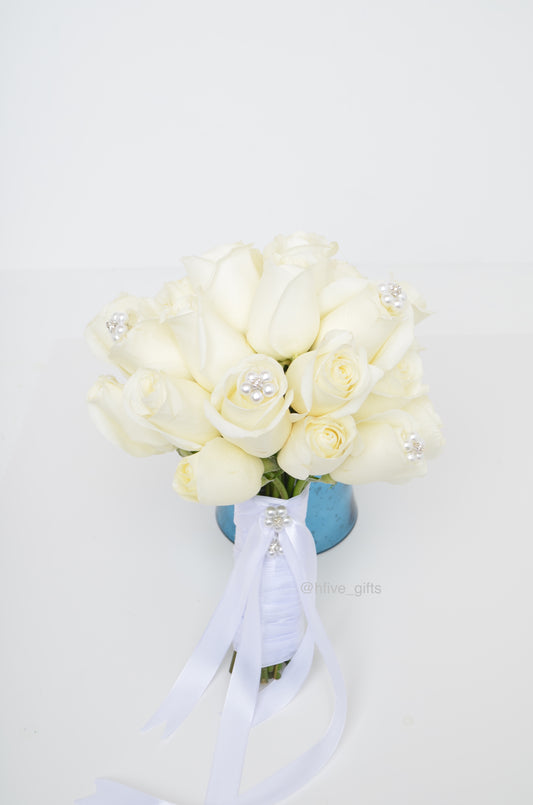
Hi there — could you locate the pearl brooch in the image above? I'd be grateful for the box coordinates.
[403,432,425,461]
[264,504,292,555]
[240,369,277,403]
[379,281,407,311]
[264,504,292,530]
[105,311,130,342]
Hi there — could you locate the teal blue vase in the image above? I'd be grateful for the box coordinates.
[215,482,357,554]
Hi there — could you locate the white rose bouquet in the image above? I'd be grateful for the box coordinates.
[82,233,443,805]
[86,232,442,504]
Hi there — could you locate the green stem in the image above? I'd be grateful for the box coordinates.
[269,475,289,499]
[285,473,296,498]
[292,478,310,497]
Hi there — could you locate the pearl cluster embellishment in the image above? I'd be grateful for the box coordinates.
[379,281,407,311]
[403,432,425,461]
[240,370,277,403]
[106,312,130,342]
[264,504,292,530]
[264,505,292,556]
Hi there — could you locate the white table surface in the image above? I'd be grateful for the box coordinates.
[1,265,533,804]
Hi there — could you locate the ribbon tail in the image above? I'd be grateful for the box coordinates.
[205,562,263,804]
[75,778,171,805]
[143,524,271,738]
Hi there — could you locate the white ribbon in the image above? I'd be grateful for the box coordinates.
[77,488,347,805]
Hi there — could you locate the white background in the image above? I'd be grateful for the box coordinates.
[1,0,532,268]
[1,2,533,805]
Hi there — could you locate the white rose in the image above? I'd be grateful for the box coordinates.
[286,330,383,417]
[153,277,195,319]
[277,414,358,480]
[331,410,428,485]
[85,293,190,378]
[87,376,174,457]
[173,437,264,505]
[402,396,444,458]
[401,281,430,324]
[247,232,338,360]
[122,369,219,451]
[316,261,368,317]
[204,355,293,458]
[263,231,338,267]
[168,295,253,391]
[315,280,417,372]
[182,242,262,333]
[355,346,428,418]
[246,265,320,360]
